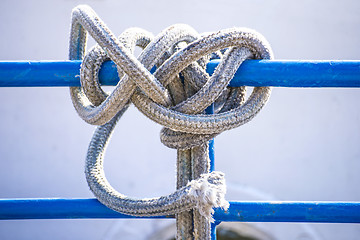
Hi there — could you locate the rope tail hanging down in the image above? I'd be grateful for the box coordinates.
[68,5,273,240]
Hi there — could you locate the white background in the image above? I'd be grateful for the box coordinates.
[0,0,359,239]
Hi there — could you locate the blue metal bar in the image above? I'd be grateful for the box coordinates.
[205,103,215,172]
[208,138,215,172]
[1,199,359,223]
[0,60,359,87]
[205,103,216,239]
[211,222,220,239]
[0,198,170,220]
[214,201,360,223]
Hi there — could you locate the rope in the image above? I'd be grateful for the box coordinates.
[69,5,273,239]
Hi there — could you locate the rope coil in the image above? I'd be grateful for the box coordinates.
[69,4,273,239]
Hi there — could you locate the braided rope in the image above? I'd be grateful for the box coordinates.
[69,5,273,239]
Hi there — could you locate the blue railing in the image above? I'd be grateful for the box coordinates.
[1,199,359,223]
[1,59,360,238]
[1,60,359,87]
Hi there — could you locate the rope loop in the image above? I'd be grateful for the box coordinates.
[86,116,228,221]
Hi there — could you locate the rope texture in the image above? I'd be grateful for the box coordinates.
[69,5,273,240]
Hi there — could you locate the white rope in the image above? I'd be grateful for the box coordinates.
[69,5,273,240]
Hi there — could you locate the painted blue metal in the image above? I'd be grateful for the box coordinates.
[1,60,360,87]
[205,103,216,239]
[211,222,220,240]
[205,103,215,172]
[208,138,215,172]
[209,60,360,88]
[1,199,360,223]
[214,201,360,223]
[0,61,82,87]
[0,198,169,220]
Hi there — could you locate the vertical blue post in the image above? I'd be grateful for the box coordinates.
[205,104,215,172]
[211,222,217,239]
[208,137,215,172]
[205,103,217,239]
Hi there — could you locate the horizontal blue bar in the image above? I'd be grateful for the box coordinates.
[0,60,359,87]
[215,201,360,223]
[1,198,359,223]
[0,198,168,220]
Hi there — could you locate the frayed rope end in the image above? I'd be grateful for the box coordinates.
[187,171,229,222]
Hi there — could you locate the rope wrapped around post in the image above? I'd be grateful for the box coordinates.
[69,5,273,239]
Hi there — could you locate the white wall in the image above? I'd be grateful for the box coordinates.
[0,0,359,239]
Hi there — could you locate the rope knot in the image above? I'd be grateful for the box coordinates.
[70,6,273,146]
[69,5,273,238]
